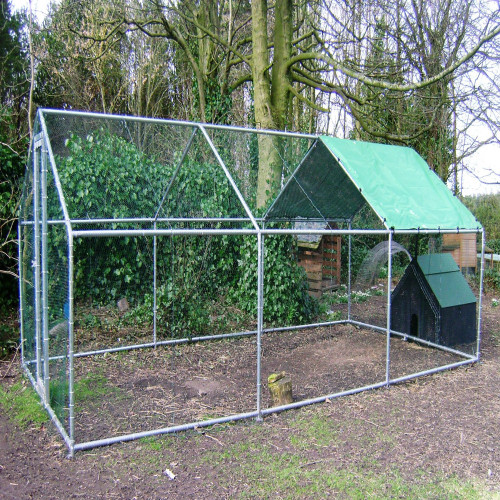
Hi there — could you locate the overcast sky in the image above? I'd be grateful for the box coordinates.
[9,0,500,196]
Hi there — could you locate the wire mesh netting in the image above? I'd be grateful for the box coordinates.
[19,109,482,454]
[19,143,36,381]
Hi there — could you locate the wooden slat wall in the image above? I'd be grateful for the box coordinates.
[442,233,477,271]
[298,235,341,297]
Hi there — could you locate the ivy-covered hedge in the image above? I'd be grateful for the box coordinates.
[53,131,315,332]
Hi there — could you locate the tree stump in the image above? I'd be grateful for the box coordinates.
[267,371,293,407]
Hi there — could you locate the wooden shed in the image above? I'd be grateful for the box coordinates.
[295,223,341,297]
[442,233,477,273]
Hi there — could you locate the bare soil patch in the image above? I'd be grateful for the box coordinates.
[69,321,461,444]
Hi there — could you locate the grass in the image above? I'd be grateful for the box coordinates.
[0,366,117,430]
[0,379,48,429]
[199,433,496,499]
[289,413,339,450]
[193,409,498,499]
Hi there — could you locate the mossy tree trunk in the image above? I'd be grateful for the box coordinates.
[252,0,294,209]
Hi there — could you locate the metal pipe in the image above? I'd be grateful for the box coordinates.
[33,320,348,363]
[39,110,76,454]
[154,128,198,220]
[40,108,318,140]
[388,358,477,385]
[197,125,260,231]
[21,217,258,226]
[68,230,75,453]
[261,228,481,235]
[261,381,388,415]
[73,410,260,452]
[256,231,264,421]
[21,220,483,235]
[41,139,50,403]
[18,222,25,366]
[71,227,483,239]
[22,362,73,451]
[476,229,485,359]
[31,314,477,367]
[349,320,477,359]
[73,228,259,238]
[348,221,352,321]
[153,222,157,347]
[33,136,42,385]
[385,232,393,386]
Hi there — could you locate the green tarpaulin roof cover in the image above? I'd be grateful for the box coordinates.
[266,136,481,231]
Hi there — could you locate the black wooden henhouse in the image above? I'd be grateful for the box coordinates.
[391,253,476,347]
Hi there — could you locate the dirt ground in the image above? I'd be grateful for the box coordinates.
[1,294,499,499]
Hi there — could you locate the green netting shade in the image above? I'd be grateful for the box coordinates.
[266,136,481,231]
[265,140,366,220]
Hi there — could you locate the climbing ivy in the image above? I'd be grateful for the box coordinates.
[53,131,315,333]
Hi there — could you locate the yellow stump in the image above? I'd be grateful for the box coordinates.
[267,371,293,407]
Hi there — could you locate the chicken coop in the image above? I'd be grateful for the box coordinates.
[19,109,485,456]
[391,253,477,347]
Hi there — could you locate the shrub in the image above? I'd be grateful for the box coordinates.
[231,234,317,325]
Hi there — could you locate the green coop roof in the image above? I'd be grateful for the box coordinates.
[417,253,476,308]
[266,136,481,231]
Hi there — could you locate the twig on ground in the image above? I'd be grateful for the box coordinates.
[1,344,21,379]
[202,432,224,446]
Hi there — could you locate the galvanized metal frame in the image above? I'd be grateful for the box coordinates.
[19,109,485,456]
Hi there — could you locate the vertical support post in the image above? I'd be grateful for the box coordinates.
[18,222,24,366]
[385,231,393,386]
[33,139,42,384]
[476,229,485,360]
[41,140,50,403]
[68,230,75,457]
[153,222,158,347]
[256,230,264,422]
[348,221,352,321]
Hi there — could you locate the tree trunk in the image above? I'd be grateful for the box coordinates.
[252,0,293,209]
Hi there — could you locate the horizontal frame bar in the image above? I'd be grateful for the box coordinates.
[72,355,476,453]
[20,217,257,226]
[349,320,477,360]
[73,228,259,237]
[71,227,482,239]
[24,223,482,236]
[22,362,73,452]
[25,320,348,363]
[40,108,318,140]
[74,410,260,452]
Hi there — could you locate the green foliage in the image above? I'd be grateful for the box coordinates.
[231,234,317,325]
[0,1,30,312]
[482,269,500,292]
[463,194,500,241]
[52,132,162,302]
[487,239,500,254]
[52,131,316,332]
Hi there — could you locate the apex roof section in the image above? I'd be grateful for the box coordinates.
[266,136,481,231]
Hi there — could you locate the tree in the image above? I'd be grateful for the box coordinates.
[39,0,500,203]
[0,0,30,304]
